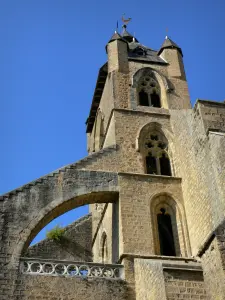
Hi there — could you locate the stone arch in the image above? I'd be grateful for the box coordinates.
[150,192,191,257]
[131,67,172,109]
[7,170,118,267]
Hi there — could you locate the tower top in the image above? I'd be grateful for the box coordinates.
[120,14,138,43]
[158,36,183,56]
[107,31,127,44]
[121,27,139,43]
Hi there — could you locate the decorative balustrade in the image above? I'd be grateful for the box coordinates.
[20,258,124,279]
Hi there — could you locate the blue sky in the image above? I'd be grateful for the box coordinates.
[1,0,225,244]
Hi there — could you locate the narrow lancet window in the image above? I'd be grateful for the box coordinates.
[157,208,176,256]
[146,153,157,174]
[160,153,172,176]
[150,91,161,108]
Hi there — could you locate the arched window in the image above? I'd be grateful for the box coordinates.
[143,131,172,176]
[150,195,191,257]
[157,208,176,256]
[137,76,161,108]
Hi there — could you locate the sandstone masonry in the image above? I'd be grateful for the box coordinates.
[0,25,224,299]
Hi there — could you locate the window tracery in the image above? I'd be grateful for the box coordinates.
[143,131,171,176]
[138,76,161,107]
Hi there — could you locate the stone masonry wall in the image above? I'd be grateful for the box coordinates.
[14,273,128,300]
[201,237,225,300]
[134,258,206,300]
[93,203,113,263]
[164,269,208,299]
[113,109,172,174]
[91,201,119,264]
[201,220,225,300]
[170,102,225,255]
[103,113,116,148]
[25,214,92,261]
[0,170,118,299]
[129,60,191,110]
[118,173,189,257]
[170,109,214,255]
[79,110,174,175]
[134,258,167,300]
[89,75,115,153]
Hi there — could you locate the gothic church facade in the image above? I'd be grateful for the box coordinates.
[1,25,225,300]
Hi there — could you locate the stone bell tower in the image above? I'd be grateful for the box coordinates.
[2,19,225,300]
[87,22,193,265]
[86,21,225,299]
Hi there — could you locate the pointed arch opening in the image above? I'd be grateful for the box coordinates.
[138,123,172,176]
[150,194,190,257]
[137,75,161,108]
[131,67,172,109]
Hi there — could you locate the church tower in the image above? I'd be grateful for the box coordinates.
[1,20,225,300]
[86,22,225,299]
[87,24,192,264]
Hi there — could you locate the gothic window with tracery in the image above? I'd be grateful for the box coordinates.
[138,76,161,107]
[143,131,171,176]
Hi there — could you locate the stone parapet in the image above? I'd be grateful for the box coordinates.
[195,99,225,133]
[133,257,208,300]
[20,257,124,279]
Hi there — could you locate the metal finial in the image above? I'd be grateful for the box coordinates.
[166,28,169,39]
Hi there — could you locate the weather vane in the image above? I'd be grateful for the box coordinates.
[122,14,132,28]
